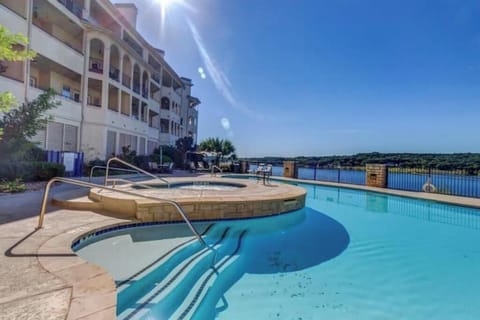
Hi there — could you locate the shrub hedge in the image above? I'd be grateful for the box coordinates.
[0,161,65,181]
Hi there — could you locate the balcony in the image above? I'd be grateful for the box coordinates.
[0,4,27,34]
[123,32,143,57]
[32,0,83,54]
[89,57,103,74]
[152,73,160,84]
[57,0,83,19]
[142,87,148,99]
[122,74,131,88]
[133,83,140,94]
[109,66,120,81]
[29,86,82,122]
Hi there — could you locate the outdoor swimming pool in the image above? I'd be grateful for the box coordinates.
[74,181,480,319]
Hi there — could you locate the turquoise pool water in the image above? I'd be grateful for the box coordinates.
[132,181,245,191]
[75,182,480,319]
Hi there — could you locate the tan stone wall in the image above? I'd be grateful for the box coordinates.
[135,195,306,223]
[283,161,298,178]
[365,164,387,188]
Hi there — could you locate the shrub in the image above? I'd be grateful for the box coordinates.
[133,155,150,171]
[0,178,26,193]
[83,158,106,177]
[0,161,65,181]
[34,162,65,181]
[148,153,173,165]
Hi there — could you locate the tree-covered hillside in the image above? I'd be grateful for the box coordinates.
[243,153,480,170]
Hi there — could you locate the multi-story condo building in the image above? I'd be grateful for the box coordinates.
[0,0,200,161]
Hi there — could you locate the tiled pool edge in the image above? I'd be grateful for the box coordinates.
[37,218,128,320]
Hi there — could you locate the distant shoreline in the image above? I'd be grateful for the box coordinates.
[241,152,480,171]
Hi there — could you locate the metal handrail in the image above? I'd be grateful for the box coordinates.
[36,177,206,246]
[89,165,139,182]
[211,165,223,176]
[105,157,169,188]
[105,178,155,190]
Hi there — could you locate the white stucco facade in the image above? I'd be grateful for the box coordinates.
[0,0,200,161]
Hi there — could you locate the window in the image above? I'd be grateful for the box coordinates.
[45,121,78,151]
[73,91,80,102]
[62,85,71,99]
[106,131,116,157]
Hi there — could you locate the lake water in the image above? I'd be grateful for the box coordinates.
[249,165,480,198]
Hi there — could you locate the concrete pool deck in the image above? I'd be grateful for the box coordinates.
[2,173,480,319]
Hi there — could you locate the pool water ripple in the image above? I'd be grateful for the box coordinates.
[75,182,480,319]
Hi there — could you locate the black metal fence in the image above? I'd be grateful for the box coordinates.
[248,162,480,198]
[387,167,480,198]
[249,164,365,186]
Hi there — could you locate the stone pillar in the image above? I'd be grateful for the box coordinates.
[365,164,387,188]
[283,161,298,178]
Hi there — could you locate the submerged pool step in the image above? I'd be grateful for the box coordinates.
[116,223,220,315]
[172,229,248,320]
[117,224,215,287]
[118,226,232,320]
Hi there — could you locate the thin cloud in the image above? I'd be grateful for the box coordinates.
[187,19,264,120]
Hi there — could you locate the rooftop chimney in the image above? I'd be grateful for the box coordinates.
[114,3,138,29]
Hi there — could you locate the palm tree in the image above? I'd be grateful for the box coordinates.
[199,137,222,154]
[198,137,236,164]
[220,139,235,158]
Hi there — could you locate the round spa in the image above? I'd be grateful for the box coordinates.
[132,181,246,191]
[88,177,307,222]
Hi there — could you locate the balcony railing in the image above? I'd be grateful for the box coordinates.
[89,58,103,74]
[31,83,81,103]
[88,95,101,107]
[133,83,140,94]
[32,17,83,54]
[122,74,131,88]
[57,0,83,19]
[109,66,120,81]
[152,73,160,84]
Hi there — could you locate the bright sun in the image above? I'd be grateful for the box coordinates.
[155,0,182,9]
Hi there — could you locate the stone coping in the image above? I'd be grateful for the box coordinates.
[36,218,130,319]
[88,177,307,222]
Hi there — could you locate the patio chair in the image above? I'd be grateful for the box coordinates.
[256,163,265,183]
[189,161,196,173]
[264,164,273,184]
[255,163,265,174]
[197,161,209,171]
[165,162,174,173]
[148,162,159,173]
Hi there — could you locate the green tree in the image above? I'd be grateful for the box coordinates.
[199,137,222,154]
[0,89,59,162]
[0,25,36,137]
[175,136,195,155]
[198,137,236,163]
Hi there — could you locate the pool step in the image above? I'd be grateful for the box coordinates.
[173,230,247,320]
[117,226,231,320]
[51,188,103,210]
[116,223,215,289]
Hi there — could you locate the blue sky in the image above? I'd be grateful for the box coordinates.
[113,0,480,157]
